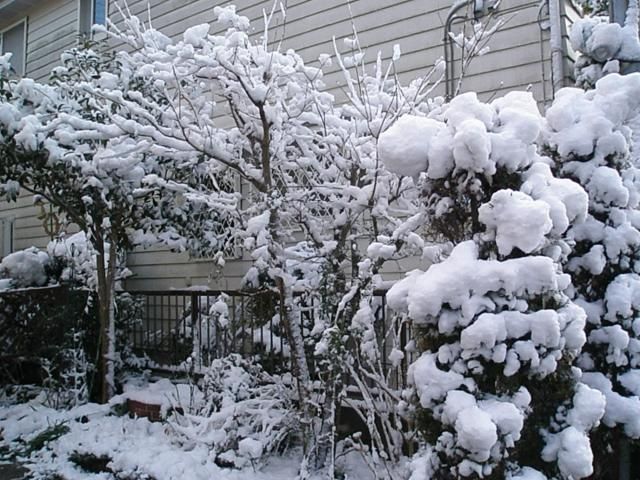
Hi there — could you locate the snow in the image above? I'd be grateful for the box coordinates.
[582,372,640,437]
[455,406,497,462]
[183,24,210,47]
[0,247,50,288]
[378,115,444,178]
[4,2,640,478]
[0,400,301,480]
[542,426,594,479]
[478,189,552,255]
[508,467,547,480]
[452,118,492,174]
[409,354,466,407]
[571,1,640,86]
[387,241,567,325]
[378,90,544,182]
[566,383,606,431]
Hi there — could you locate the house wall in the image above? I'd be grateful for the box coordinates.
[0,0,576,291]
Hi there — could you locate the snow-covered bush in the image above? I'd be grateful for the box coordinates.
[383,91,601,478]
[544,72,640,475]
[168,354,295,468]
[570,0,640,88]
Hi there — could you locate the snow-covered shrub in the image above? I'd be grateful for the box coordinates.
[570,0,640,88]
[40,335,91,409]
[544,72,640,474]
[0,285,97,408]
[0,234,140,404]
[383,91,600,479]
[168,354,295,468]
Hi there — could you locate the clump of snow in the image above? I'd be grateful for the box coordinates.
[387,241,567,325]
[582,371,640,437]
[378,91,544,182]
[478,189,552,255]
[378,115,445,178]
[0,247,50,288]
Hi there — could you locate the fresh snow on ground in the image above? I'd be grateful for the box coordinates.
[0,386,376,480]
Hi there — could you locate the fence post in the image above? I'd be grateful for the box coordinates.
[191,293,199,369]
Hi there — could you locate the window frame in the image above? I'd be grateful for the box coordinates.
[0,217,15,258]
[77,0,108,39]
[0,18,28,76]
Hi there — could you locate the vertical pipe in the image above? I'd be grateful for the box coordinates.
[190,293,198,367]
[548,0,566,94]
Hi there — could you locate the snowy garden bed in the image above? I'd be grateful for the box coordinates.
[0,378,380,480]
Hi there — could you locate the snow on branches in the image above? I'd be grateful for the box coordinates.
[383,90,600,478]
[570,0,640,87]
[545,73,640,450]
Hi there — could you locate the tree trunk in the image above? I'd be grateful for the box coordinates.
[95,234,117,403]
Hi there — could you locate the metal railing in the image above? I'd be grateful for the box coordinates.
[126,289,410,387]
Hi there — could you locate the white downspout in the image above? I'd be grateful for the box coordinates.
[548,0,565,95]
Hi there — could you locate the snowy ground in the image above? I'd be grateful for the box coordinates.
[0,388,374,480]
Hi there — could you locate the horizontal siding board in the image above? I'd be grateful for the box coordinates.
[27,27,77,69]
[27,0,77,42]
[24,0,78,81]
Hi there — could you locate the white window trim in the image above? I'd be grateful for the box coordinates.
[0,217,15,258]
[0,18,27,76]
[77,0,109,40]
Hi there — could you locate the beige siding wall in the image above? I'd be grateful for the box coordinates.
[26,0,79,81]
[0,0,569,289]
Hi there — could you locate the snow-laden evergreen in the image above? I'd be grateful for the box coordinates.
[544,72,640,469]
[570,0,640,87]
[383,92,602,479]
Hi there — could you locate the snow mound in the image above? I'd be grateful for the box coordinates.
[0,247,50,288]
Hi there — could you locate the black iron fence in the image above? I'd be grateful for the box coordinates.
[126,289,410,387]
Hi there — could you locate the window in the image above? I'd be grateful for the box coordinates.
[0,20,26,76]
[79,0,107,37]
[0,218,14,258]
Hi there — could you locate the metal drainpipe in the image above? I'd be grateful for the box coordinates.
[537,0,550,104]
[444,0,471,100]
[547,0,565,95]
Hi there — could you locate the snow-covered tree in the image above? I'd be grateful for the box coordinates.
[544,72,640,477]
[0,46,221,402]
[382,91,604,479]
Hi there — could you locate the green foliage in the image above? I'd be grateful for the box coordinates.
[576,0,609,15]
[0,287,98,396]
[27,423,70,453]
[68,451,112,474]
